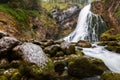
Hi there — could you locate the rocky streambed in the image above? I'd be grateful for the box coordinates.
[0,31,120,80]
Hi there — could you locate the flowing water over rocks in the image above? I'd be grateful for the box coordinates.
[64,4,107,42]
[64,3,120,74]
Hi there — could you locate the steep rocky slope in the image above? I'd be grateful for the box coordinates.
[92,0,120,33]
[0,1,59,41]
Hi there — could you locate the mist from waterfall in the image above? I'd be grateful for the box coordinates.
[64,4,107,42]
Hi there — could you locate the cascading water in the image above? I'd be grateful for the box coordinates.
[83,43,120,73]
[64,4,107,42]
[64,2,120,73]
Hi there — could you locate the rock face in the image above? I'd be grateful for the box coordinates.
[13,43,49,68]
[91,0,120,33]
[68,56,108,78]
[52,5,80,39]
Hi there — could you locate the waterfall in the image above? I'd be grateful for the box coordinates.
[64,4,107,42]
[64,2,120,73]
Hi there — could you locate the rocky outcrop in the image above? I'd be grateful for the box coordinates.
[91,0,120,33]
[52,5,80,39]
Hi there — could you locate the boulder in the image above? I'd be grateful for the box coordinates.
[40,40,54,47]
[54,61,66,75]
[0,37,20,55]
[56,51,64,57]
[68,56,108,78]
[100,71,120,80]
[60,41,75,55]
[77,40,92,48]
[44,44,61,57]
[105,46,120,53]
[13,43,54,73]
[3,68,21,79]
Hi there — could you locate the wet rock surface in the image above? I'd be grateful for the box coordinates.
[77,40,92,48]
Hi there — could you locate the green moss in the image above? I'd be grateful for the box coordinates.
[41,2,69,12]
[115,6,120,17]
[116,33,120,41]
[75,50,84,56]
[100,28,116,41]
[56,51,64,57]
[68,57,106,78]
[0,76,7,80]
[100,72,120,80]
[0,4,28,23]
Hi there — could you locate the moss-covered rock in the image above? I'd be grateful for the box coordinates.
[75,50,84,56]
[105,46,120,53]
[61,41,75,55]
[44,44,61,57]
[100,28,116,41]
[54,61,66,75]
[56,51,64,57]
[116,33,120,41]
[100,71,120,80]
[3,68,21,79]
[68,56,108,78]
[98,41,119,46]
[0,76,7,80]
[19,62,54,80]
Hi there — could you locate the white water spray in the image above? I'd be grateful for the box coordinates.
[64,4,107,42]
[83,44,120,73]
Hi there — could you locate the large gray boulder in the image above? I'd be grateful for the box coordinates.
[13,43,54,72]
[0,37,20,54]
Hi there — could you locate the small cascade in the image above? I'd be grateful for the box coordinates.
[83,44,120,73]
[64,4,107,42]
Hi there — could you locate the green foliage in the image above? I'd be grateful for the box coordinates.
[0,4,29,26]
[41,2,69,12]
